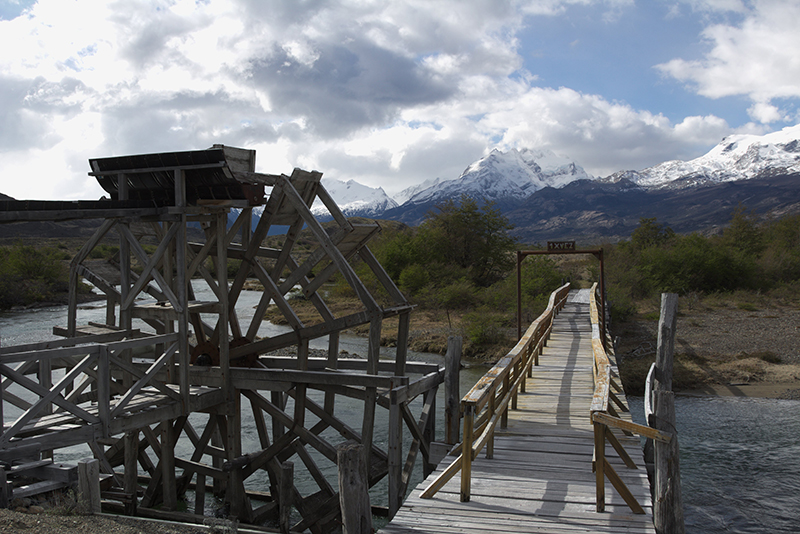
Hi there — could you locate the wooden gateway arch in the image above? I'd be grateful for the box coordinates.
[0,146,442,531]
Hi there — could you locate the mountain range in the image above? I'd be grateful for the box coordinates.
[318,125,800,243]
[3,126,800,245]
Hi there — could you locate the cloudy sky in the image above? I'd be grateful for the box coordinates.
[1,0,799,201]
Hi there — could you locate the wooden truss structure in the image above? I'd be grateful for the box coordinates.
[0,146,443,531]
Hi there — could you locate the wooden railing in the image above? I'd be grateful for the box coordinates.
[420,282,571,502]
[0,332,180,450]
[588,283,672,513]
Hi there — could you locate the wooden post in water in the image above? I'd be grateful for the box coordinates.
[444,336,462,445]
[280,461,294,534]
[338,440,372,534]
[652,293,685,534]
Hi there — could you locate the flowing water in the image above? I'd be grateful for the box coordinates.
[2,292,799,532]
[628,395,800,533]
[0,286,485,525]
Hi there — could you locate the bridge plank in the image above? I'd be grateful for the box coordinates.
[380,292,656,534]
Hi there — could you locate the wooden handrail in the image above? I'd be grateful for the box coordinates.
[589,284,666,514]
[420,283,571,501]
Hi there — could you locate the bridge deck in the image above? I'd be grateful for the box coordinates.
[381,294,656,534]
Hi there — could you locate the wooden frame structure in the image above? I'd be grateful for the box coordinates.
[0,146,443,531]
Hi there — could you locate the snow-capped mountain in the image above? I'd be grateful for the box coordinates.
[399,148,593,207]
[311,178,398,220]
[394,176,447,206]
[604,124,800,189]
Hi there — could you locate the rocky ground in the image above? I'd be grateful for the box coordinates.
[613,299,800,399]
[0,507,248,534]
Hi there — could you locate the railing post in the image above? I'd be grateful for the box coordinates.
[487,394,496,457]
[593,420,606,512]
[502,373,510,428]
[460,403,474,502]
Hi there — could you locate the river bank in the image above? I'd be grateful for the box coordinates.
[613,297,800,399]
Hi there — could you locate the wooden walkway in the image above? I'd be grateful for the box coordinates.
[381,293,656,534]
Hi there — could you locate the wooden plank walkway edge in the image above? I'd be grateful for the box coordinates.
[380,290,655,534]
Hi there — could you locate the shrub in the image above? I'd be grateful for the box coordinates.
[0,243,69,308]
[462,309,509,346]
[398,264,430,295]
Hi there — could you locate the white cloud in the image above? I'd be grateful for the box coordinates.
[657,0,800,122]
[0,0,789,202]
[747,101,784,124]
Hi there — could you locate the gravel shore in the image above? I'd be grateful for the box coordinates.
[0,509,239,534]
[614,302,800,398]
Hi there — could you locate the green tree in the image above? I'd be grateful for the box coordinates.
[418,195,517,287]
[723,204,763,253]
[630,217,675,250]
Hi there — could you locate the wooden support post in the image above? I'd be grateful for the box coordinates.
[195,474,206,515]
[78,458,102,514]
[487,393,496,459]
[38,355,53,459]
[361,317,381,469]
[211,424,226,496]
[394,311,410,377]
[460,403,474,503]
[652,292,685,534]
[338,441,372,534]
[421,387,436,478]
[98,346,110,439]
[280,461,293,534]
[653,390,684,533]
[123,430,138,516]
[387,393,402,518]
[217,210,231,399]
[444,336,461,445]
[175,170,189,409]
[161,420,177,511]
[324,332,339,414]
[0,467,8,509]
[501,372,510,428]
[654,293,678,393]
[594,421,605,512]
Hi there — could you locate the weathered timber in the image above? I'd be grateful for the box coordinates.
[384,289,656,534]
[1,146,440,532]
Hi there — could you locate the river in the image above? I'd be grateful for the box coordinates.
[2,291,799,532]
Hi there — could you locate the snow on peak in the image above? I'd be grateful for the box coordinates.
[311,178,398,219]
[607,124,800,189]
[400,147,593,207]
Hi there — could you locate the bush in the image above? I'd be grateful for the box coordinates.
[0,243,69,308]
[462,309,509,346]
[398,264,430,295]
[638,234,757,294]
[436,279,480,310]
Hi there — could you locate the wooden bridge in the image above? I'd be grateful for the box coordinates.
[380,286,664,534]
